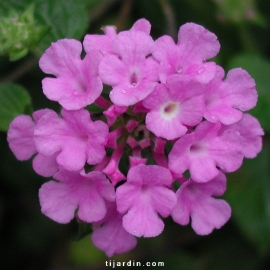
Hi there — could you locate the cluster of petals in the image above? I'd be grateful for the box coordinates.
[7,18,264,257]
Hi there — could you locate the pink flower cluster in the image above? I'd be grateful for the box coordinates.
[7,19,264,256]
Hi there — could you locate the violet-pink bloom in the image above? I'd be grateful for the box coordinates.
[7,114,37,160]
[92,202,137,257]
[153,23,220,83]
[7,109,59,177]
[219,113,264,158]
[7,109,52,160]
[204,66,257,125]
[143,76,205,140]
[32,152,59,177]
[39,39,102,110]
[99,30,159,106]
[168,120,244,183]
[130,18,151,34]
[83,26,117,55]
[171,172,231,235]
[39,169,115,224]
[34,108,108,172]
[116,164,177,237]
[83,18,151,56]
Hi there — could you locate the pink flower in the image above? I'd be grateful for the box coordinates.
[171,172,231,235]
[83,26,117,55]
[34,109,108,172]
[7,109,59,177]
[7,114,37,160]
[92,202,137,257]
[153,23,220,83]
[32,152,59,177]
[204,66,257,125]
[116,164,177,237]
[130,18,151,34]
[99,30,159,106]
[219,113,264,158]
[39,169,115,223]
[168,121,244,183]
[83,18,151,55]
[39,39,102,110]
[143,76,205,140]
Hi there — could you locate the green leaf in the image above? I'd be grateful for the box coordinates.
[225,145,270,254]
[0,0,89,57]
[0,83,32,131]
[33,0,89,54]
[227,54,270,132]
[212,0,267,26]
[70,235,106,266]
[0,3,50,60]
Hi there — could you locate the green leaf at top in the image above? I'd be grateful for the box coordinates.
[0,0,89,57]
[225,144,270,254]
[227,54,270,133]
[0,83,32,132]
[0,3,50,61]
[33,0,89,55]
[212,0,266,26]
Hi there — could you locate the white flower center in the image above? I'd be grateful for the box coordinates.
[160,101,179,120]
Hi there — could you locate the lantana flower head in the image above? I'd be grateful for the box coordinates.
[7,18,264,257]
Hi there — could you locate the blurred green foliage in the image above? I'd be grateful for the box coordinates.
[0,4,49,60]
[1,0,270,269]
[0,83,32,131]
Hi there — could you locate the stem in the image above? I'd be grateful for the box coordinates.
[158,0,177,40]
[114,0,134,31]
